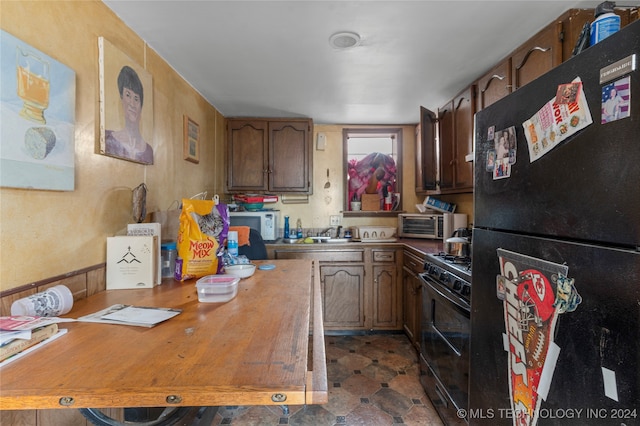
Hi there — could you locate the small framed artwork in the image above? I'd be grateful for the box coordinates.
[183,115,199,163]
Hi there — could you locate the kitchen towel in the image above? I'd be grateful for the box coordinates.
[229,226,250,246]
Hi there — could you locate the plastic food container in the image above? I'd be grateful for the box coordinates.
[161,242,177,279]
[196,275,240,303]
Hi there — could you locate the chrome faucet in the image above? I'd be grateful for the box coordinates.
[318,227,334,237]
[318,226,342,238]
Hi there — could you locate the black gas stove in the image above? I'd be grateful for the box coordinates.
[419,251,472,424]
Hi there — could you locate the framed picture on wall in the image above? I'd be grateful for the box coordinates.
[98,37,154,165]
[183,115,199,163]
[0,30,76,190]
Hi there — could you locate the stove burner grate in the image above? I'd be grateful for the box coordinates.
[435,252,471,266]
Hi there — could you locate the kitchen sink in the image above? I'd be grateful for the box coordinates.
[276,237,351,244]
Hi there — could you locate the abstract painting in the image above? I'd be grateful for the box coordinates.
[0,30,76,190]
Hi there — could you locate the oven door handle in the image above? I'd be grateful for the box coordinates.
[431,322,462,357]
[420,276,469,357]
[420,274,470,313]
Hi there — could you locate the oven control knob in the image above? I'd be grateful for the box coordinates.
[452,280,462,291]
[461,286,471,297]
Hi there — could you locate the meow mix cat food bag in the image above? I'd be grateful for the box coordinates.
[175,199,229,281]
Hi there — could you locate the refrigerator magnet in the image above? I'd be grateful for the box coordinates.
[554,81,582,104]
[493,157,511,180]
[601,76,630,124]
[486,149,496,172]
[496,275,507,300]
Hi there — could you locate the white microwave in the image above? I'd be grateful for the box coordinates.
[397,213,443,239]
[229,211,280,242]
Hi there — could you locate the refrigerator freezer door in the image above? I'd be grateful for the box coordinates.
[474,21,640,248]
[469,228,639,425]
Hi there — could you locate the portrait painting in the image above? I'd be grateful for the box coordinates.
[99,37,154,165]
[0,30,76,190]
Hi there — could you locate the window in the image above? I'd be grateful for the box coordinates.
[343,128,402,215]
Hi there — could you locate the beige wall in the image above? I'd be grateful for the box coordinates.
[0,1,473,292]
[271,124,421,232]
[0,1,225,291]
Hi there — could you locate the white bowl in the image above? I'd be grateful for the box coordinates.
[224,263,256,279]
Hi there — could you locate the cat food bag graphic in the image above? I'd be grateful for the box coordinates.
[176,199,229,281]
[496,248,581,426]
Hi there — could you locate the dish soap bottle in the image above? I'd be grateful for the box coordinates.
[296,218,303,239]
[284,216,290,240]
[227,230,239,256]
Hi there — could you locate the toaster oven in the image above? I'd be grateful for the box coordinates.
[398,213,443,239]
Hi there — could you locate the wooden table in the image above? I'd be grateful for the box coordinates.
[0,259,327,411]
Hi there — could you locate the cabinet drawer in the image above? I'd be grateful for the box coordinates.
[274,249,364,262]
[403,250,424,274]
[372,249,396,263]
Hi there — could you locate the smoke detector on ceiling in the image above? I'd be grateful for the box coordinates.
[329,32,361,49]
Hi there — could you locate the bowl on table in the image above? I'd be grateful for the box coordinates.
[224,263,256,279]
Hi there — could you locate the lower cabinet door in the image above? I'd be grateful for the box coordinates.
[372,264,399,328]
[320,264,365,329]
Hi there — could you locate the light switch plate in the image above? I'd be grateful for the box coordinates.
[330,215,341,226]
[316,133,326,151]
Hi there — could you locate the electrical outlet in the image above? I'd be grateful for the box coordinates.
[330,215,341,226]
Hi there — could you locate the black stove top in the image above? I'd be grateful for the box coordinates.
[425,252,472,281]
[421,252,472,307]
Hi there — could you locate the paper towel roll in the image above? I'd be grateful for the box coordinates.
[443,213,468,241]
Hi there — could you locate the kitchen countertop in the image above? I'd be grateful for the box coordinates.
[0,259,327,410]
[267,238,443,257]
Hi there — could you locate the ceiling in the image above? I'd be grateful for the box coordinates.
[102,0,600,125]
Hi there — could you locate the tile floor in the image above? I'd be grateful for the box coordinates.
[209,334,444,426]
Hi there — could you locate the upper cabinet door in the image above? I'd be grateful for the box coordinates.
[227,120,269,192]
[511,20,563,91]
[437,101,455,192]
[227,118,312,194]
[269,120,312,193]
[451,86,475,192]
[416,107,437,193]
[477,59,512,111]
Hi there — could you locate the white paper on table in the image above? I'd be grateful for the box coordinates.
[101,306,181,325]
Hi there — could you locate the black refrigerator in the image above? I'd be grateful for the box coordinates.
[470,20,639,426]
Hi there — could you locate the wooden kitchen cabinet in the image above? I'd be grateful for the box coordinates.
[437,86,475,194]
[557,8,635,61]
[417,87,475,195]
[402,248,423,350]
[272,246,402,331]
[227,118,313,194]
